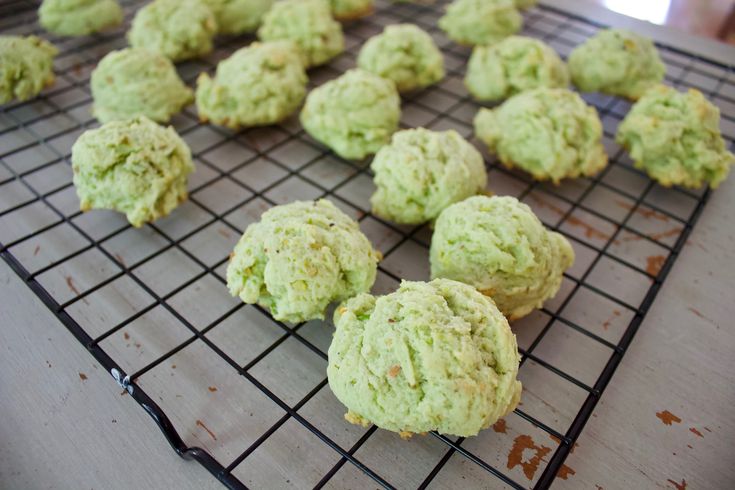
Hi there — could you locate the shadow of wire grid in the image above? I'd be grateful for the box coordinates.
[1,0,734,488]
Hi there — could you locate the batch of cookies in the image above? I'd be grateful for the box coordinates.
[2,0,733,440]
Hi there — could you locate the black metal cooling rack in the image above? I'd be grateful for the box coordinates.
[2,0,734,488]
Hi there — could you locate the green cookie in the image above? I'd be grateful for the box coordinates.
[431,195,574,320]
[329,0,374,21]
[328,278,522,437]
[617,85,734,189]
[196,41,307,129]
[91,48,193,123]
[226,199,381,324]
[0,36,57,104]
[300,69,401,160]
[71,116,194,227]
[465,36,568,102]
[39,0,122,37]
[439,0,522,46]
[569,28,665,100]
[370,128,487,225]
[358,23,444,93]
[202,0,273,35]
[474,88,608,183]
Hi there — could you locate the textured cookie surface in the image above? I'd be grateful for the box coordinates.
[465,36,568,102]
[201,0,273,35]
[71,116,194,227]
[328,278,522,437]
[258,0,344,68]
[0,36,57,104]
[226,199,380,323]
[431,196,574,320]
[196,41,307,128]
[128,0,217,62]
[569,28,665,100]
[329,0,374,20]
[39,0,122,36]
[474,88,607,183]
[358,23,444,93]
[300,69,400,160]
[439,0,521,46]
[617,85,734,188]
[91,48,193,123]
[371,128,487,224]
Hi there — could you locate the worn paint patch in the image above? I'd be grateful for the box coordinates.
[507,434,552,480]
[493,419,507,434]
[667,478,687,490]
[656,410,682,425]
[646,255,666,276]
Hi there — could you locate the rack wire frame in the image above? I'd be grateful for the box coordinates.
[1,0,734,488]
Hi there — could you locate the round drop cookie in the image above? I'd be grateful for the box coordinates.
[465,36,568,102]
[71,116,194,227]
[226,199,381,324]
[300,69,400,160]
[439,0,521,46]
[196,41,307,129]
[474,88,608,183]
[258,0,344,68]
[0,36,58,104]
[569,28,665,100]
[128,0,217,62]
[329,0,374,21]
[91,48,193,123]
[617,85,734,189]
[201,0,273,35]
[370,128,487,225]
[39,0,122,36]
[431,196,575,320]
[327,278,522,437]
[357,23,444,93]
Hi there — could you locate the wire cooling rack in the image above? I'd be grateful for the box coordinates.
[2,0,734,488]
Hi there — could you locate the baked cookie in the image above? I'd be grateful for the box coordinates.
[328,278,522,437]
[439,0,521,46]
[39,0,122,36]
[300,69,400,160]
[569,28,665,100]
[226,199,381,323]
[71,116,194,227]
[370,128,487,225]
[0,36,57,104]
[465,36,568,102]
[258,0,344,68]
[201,0,273,35]
[431,195,574,320]
[357,23,444,93]
[128,0,217,62]
[474,88,608,183]
[196,41,307,129]
[91,48,193,123]
[617,85,734,188]
[329,0,374,21]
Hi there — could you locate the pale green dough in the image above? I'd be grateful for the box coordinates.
[431,196,574,320]
[439,0,521,46]
[474,88,608,183]
[327,278,522,437]
[357,23,444,93]
[91,48,193,123]
[226,199,380,324]
[39,0,122,36]
[465,36,568,102]
[0,36,57,104]
[128,0,217,62]
[617,85,734,189]
[196,41,307,129]
[329,0,374,20]
[569,28,665,100]
[300,69,401,160]
[258,0,344,68]
[370,128,487,225]
[514,0,536,8]
[71,116,194,227]
[201,0,273,35]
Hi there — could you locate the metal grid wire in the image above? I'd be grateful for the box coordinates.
[1,0,734,488]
